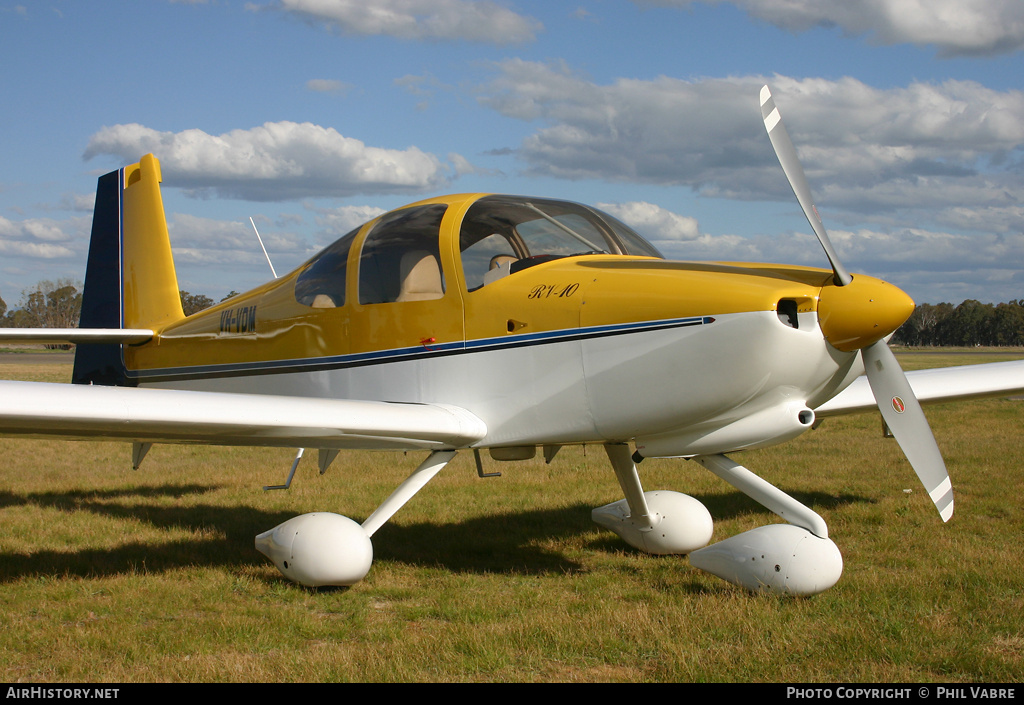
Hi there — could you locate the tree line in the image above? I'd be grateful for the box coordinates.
[0,278,83,329]
[0,280,238,330]
[1,280,1022,347]
[890,300,1024,347]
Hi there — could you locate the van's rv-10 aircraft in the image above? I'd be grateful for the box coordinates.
[2,87,1023,595]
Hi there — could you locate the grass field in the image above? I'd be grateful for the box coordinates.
[0,352,1022,682]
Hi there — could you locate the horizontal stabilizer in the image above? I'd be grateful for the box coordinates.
[814,360,1024,417]
[0,381,487,451]
[0,328,153,345]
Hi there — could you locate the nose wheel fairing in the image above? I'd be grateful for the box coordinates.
[689,525,843,596]
[594,444,714,554]
[594,445,843,595]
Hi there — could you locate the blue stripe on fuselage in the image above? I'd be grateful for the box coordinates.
[126,315,713,383]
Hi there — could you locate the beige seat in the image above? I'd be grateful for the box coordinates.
[483,254,517,286]
[310,294,336,308]
[489,254,516,270]
[396,250,443,302]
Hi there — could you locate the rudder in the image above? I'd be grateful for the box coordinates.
[121,154,184,330]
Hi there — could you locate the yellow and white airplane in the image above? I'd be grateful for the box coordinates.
[2,87,1023,595]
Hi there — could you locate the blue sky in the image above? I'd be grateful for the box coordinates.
[2,0,1023,306]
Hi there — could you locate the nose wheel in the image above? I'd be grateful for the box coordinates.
[595,445,843,595]
[593,443,713,554]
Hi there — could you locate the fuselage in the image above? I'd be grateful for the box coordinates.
[121,193,909,456]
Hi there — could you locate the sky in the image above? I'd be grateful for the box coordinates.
[1,0,1023,307]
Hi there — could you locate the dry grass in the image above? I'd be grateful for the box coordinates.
[0,354,1021,682]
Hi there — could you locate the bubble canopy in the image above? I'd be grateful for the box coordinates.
[295,195,665,305]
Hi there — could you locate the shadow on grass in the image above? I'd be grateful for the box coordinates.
[0,484,286,583]
[0,483,872,584]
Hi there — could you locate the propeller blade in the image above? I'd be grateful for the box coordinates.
[862,340,954,522]
[761,87,950,522]
[760,85,853,287]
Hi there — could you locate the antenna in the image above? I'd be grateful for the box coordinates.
[249,216,278,279]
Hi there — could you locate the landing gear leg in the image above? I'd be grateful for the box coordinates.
[688,453,843,596]
[592,443,713,555]
[255,450,457,587]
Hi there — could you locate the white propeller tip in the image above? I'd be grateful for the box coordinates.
[760,85,772,105]
[929,475,954,523]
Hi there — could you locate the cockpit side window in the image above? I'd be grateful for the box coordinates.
[294,226,360,308]
[516,212,609,255]
[358,204,448,305]
[459,196,664,290]
[592,208,664,259]
[460,233,518,291]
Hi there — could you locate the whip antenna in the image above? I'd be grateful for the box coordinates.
[250,216,278,279]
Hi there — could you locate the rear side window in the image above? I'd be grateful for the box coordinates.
[358,204,449,304]
[294,227,360,308]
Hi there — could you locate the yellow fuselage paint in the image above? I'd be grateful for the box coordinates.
[122,191,906,376]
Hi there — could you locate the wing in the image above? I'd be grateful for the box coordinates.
[814,360,1024,417]
[0,380,486,451]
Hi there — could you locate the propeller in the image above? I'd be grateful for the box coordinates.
[760,85,953,522]
[760,86,852,287]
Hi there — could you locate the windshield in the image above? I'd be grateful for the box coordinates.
[459,196,663,290]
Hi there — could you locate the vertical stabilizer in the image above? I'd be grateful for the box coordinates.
[73,168,126,385]
[73,154,183,386]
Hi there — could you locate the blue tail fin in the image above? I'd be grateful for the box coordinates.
[73,168,128,386]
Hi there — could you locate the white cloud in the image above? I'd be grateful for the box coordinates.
[0,215,76,244]
[447,152,488,177]
[83,121,452,201]
[641,0,1024,56]
[656,226,1024,281]
[0,239,76,260]
[164,213,318,291]
[305,79,350,94]
[475,63,1024,302]
[477,62,1024,232]
[22,220,68,243]
[934,205,1024,234]
[61,193,96,213]
[171,214,266,253]
[0,215,80,252]
[596,201,700,242]
[306,203,388,246]
[479,61,780,187]
[260,0,542,44]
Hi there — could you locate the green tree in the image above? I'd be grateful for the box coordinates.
[9,278,82,329]
[992,300,1024,346]
[3,279,82,349]
[180,290,214,316]
[893,299,1024,347]
[894,302,954,346]
[949,299,995,346]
